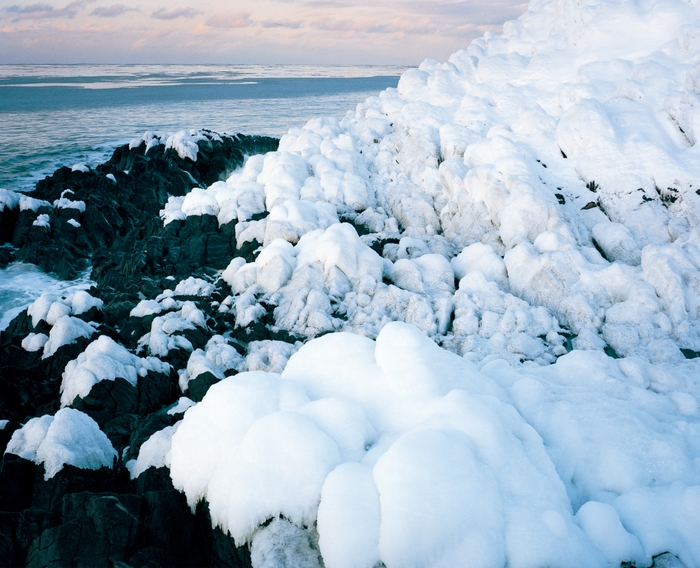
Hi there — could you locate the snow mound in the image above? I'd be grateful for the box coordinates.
[5,408,117,479]
[178,335,245,392]
[24,290,103,358]
[153,0,700,368]
[60,335,171,407]
[126,422,181,479]
[171,322,700,567]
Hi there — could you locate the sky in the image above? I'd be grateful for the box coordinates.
[0,0,528,65]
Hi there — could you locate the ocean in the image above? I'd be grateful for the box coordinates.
[0,64,403,193]
[0,64,403,328]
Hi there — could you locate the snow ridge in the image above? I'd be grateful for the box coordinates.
[166,0,700,566]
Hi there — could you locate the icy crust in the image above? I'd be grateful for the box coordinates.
[60,335,171,408]
[23,290,102,358]
[0,188,51,213]
[156,0,700,366]
[169,323,700,567]
[5,408,117,480]
[126,422,181,479]
[178,335,245,392]
[129,129,217,162]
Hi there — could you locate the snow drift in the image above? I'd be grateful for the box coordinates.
[164,0,700,565]
[8,0,700,566]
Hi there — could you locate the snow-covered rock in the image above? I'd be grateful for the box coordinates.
[5,408,117,479]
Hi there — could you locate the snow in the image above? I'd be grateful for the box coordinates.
[21,332,49,352]
[0,264,93,331]
[23,290,103,358]
[32,214,50,228]
[164,129,208,161]
[161,0,700,368]
[42,316,97,358]
[137,301,207,357]
[126,422,181,479]
[171,321,700,567]
[167,396,196,416]
[173,276,215,297]
[53,190,86,213]
[8,0,700,565]
[178,335,245,392]
[5,408,116,479]
[60,335,170,407]
[251,518,323,568]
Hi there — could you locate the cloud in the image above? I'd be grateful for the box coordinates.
[260,19,303,29]
[151,7,202,21]
[400,0,527,25]
[4,1,90,20]
[309,14,438,36]
[90,4,135,17]
[205,12,252,29]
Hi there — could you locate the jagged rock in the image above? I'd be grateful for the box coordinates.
[0,454,36,513]
[26,492,142,568]
[0,131,277,568]
[123,414,178,465]
[186,371,221,403]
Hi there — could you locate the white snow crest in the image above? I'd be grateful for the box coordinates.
[126,422,181,479]
[164,130,207,162]
[5,408,116,479]
[60,335,170,407]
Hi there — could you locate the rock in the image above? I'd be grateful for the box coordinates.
[0,454,37,513]
[26,492,142,568]
[0,130,276,568]
[186,371,221,403]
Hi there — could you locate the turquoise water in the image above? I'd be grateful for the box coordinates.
[0,64,403,192]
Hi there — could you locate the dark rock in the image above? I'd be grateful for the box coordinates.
[0,511,20,566]
[26,492,141,568]
[71,377,138,425]
[103,414,139,453]
[0,454,37,513]
[0,247,14,268]
[0,131,278,568]
[31,464,118,516]
[138,370,178,416]
[124,414,178,464]
[187,371,221,403]
[0,206,19,244]
[0,323,92,422]
[0,421,19,456]
[16,509,61,563]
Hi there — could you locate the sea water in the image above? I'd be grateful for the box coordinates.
[0,64,403,328]
[0,64,402,192]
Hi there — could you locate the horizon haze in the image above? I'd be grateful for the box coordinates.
[0,0,528,66]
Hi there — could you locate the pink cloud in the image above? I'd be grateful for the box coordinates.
[4,1,90,20]
[205,11,252,29]
[91,4,136,18]
[151,7,202,21]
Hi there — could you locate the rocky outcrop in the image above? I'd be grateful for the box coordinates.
[0,131,280,568]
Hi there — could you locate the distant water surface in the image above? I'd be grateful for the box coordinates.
[0,64,403,327]
[0,64,404,192]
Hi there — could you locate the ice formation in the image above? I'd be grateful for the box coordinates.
[60,335,171,407]
[6,408,117,480]
[166,0,700,566]
[6,0,700,566]
[24,290,102,358]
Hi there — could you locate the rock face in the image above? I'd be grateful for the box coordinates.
[0,130,278,568]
